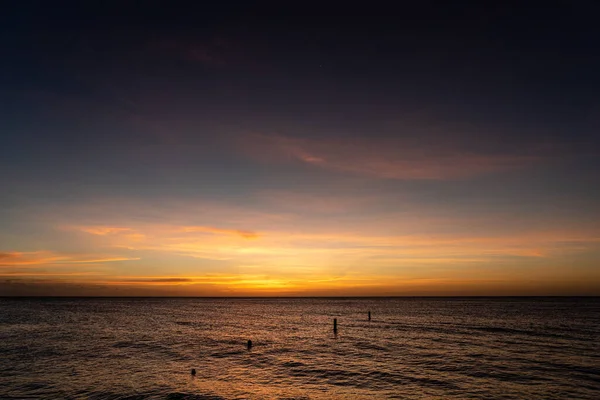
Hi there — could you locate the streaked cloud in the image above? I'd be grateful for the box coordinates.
[177,226,259,239]
[6,266,598,296]
[0,251,139,267]
[112,277,195,284]
[77,226,133,235]
[63,217,600,268]
[3,192,599,295]
[241,133,544,180]
[0,271,102,277]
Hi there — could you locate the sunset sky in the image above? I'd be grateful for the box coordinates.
[1,2,599,296]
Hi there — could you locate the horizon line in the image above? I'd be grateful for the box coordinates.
[1,295,598,299]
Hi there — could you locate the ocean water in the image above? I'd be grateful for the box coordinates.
[0,298,599,399]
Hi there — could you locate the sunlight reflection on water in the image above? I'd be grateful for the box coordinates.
[1,297,599,399]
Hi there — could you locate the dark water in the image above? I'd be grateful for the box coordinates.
[1,298,599,399]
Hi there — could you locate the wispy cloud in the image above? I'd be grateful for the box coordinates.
[0,251,139,267]
[0,271,102,277]
[104,274,299,290]
[73,224,259,243]
[7,194,599,295]
[240,133,545,180]
[177,226,259,239]
[4,274,598,296]
[112,277,195,284]
[65,218,600,267]
[77,226,133,236]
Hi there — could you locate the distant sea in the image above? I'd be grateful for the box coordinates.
[1,297,599,399]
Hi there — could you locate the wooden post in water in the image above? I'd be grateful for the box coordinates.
[247,339,253,350]
[333,318,338,333]
[368,311,371,321]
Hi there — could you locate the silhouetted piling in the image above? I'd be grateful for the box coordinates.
[191,368,196,376]
[368,311,371,321]
[247,339,253,350]
[333,318,338,333]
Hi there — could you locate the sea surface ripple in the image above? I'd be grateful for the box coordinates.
[1,297,599,399]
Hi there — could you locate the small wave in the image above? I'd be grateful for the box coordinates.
[353,340,388,352]
[209,350,245,359]
[72,390,225,400]
[282,360,305,368]
[111,341,188,361]
[470,326,579,341]
[165,393,225,400]
[366,370,461,390]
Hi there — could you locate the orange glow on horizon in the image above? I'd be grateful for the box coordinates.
[3,196,599,296]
